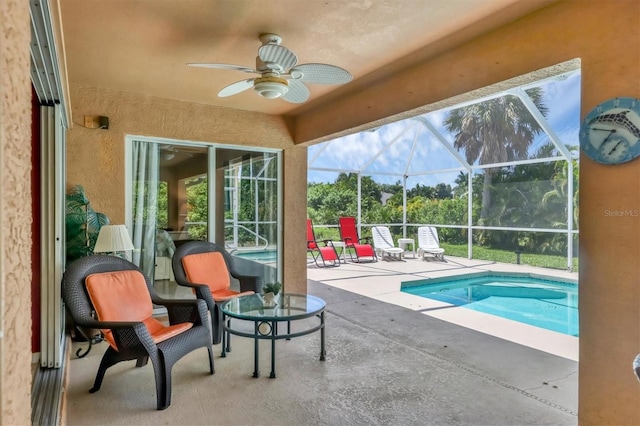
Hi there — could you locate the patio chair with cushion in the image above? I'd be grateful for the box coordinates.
[417,226,445,260]
[62,255,214,410]
[307,218,341,267]
[338,216,377,263]
[371,226,405,260]
[172,241,262,347]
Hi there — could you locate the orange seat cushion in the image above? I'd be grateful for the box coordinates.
[85,270,192,349]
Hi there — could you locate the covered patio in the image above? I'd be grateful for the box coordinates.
[2,1,638,425]
[64,255,578,425]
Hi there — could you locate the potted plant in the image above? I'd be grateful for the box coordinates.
[65,185,111,352]
[65,185,110,265]
[263,282,282,295]
[262,282,282,307]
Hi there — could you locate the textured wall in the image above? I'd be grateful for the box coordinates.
[64,1,640,423]
[66,85,308,292]
[0,0,33,424]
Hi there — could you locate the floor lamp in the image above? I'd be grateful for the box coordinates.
[93,224,135,259]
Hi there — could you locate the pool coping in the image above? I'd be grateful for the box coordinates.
[400,270,578,288]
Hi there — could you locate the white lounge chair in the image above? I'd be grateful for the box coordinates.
[371,226,405,260]
[417,226,445,260]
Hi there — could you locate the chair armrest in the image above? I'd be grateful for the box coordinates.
[110,322,156,352]
[79,319,143,330]
[227,257,265,293]
[341,237,351,246]
[235,274,263,293]
[154,298,209,326]
[73,319,153,350]
[359,236,373,245]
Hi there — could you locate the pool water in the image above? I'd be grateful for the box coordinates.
[234,250,278,262]
[401,274,578,336]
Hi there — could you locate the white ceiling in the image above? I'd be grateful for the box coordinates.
[58,0,556,116]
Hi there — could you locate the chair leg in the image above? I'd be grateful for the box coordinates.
[207,346,215,374]
[89,346,120,393]
[220,311,232,356]
[136,356,149,367]
[211,305,223,345]
[151,352,170,410]
[311,250,328,267]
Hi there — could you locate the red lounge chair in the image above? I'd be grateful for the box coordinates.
[307,219,340,267]
[338,217,377,262]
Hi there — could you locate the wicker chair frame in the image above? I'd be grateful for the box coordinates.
[172,241,263,346]
[62,255,214,410]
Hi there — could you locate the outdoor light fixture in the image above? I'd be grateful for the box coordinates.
[253,76,288,99]
[93,225,135,257]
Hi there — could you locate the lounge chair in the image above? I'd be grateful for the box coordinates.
[307,219,341,267]
[338,217,377,262]
[371,226,405,260]
[417,226,445,260]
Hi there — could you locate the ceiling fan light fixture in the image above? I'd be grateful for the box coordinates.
[253,76,288,99]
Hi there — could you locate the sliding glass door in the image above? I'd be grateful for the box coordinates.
[125,137,281,296]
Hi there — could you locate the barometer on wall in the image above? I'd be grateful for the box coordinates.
[579,97,640,164]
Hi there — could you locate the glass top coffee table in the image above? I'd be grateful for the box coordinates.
[220,293,326,378]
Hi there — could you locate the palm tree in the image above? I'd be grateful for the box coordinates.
[443,89,547,222]
[542,145,580,228]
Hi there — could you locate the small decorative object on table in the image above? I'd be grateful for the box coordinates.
[262,282,282,307]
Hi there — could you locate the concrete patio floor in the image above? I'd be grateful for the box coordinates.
[64,255,578,425]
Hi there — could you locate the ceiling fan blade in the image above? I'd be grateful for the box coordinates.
[292,63,352,85]
[258,44,298,70]
[218,79,254,97]
[282,80,310,103]
[187,63,257,74]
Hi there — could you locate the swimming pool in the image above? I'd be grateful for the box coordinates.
[234,249,278,262]
[401,273,578,336]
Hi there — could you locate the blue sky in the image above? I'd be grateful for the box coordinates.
[308,71,581,187]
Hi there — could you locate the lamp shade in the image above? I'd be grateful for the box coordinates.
[93,225,135,253]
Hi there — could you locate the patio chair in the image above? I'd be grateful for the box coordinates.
[307,219,341,267]
[62,255,214,410]
[371,226,405,260]
[338,217,377,262]
[417,226,445,260]
[172,241,261,346]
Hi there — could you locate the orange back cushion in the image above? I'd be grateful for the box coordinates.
[86,270,153,322]
[182,251,231,293]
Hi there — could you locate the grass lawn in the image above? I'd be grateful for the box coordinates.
[441,243,578,271]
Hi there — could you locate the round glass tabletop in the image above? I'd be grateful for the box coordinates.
[220,293,326,321]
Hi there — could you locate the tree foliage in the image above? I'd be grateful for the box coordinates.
[443,90,548,222]
[308,154,578,257]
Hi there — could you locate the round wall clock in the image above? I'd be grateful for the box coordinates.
[579,97,640,164]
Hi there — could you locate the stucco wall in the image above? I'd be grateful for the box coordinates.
[66,85,308,293]
[293,1,640,424]
[0,0,34,423]
[64,0,640,424]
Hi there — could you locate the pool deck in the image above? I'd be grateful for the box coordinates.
[307,254,579,361]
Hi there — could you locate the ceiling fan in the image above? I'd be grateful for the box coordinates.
[188,33,352,103]
[160,145,193,161]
